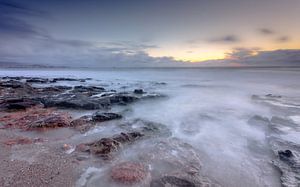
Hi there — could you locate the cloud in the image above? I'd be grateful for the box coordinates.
[0,1,49,38]
[197,49,300,67]
[258,28,275,35]
[0,1,47,17]
[276,36,290,43]
[225,47,260,60]
[0,1,175,67]
[208,35,240,43]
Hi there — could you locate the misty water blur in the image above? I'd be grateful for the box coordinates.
[1,67,300,187]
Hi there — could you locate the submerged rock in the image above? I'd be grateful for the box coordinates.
[3,137,43,146]
[28,113,72,129]
[71,112,122,132]
[110,162,149,184]
[0,98,42,111]
[150,176,196,187]
[118,138,218,187]
[119,119,172,138]
[0,80,24,88]
[39,94,110,110]
[71,86,105,96]
[92,112,122,122]
[269,138,300,187]
[0,106,71,130]
[76,132,144,159]
[266,94,282,98]
[26,78,49,83]
[134,89,145,94]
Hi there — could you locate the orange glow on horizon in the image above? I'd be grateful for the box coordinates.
[147,42,300,63]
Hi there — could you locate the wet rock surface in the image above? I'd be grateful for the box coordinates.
[2,137,43,146]
[0,76,157,111]
[0,106,71,130]
[110,162,149,184]
[70,112,122,132]
[270,138,300,187]
[249,94,300,187]
[76,132,144,159]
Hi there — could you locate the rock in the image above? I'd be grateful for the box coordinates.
[73,85,105,92]
[39,94,110,110]
[52,78,79,82]
[279,150,293,160]
[0,106,72,130]
[70,112,122,133]
[266,94,282,98]
[87,138,120,159]
[119,119,172,138]
[269,138,300,187]
[38,86,73,93]
[3,137,43,146]
[113,132,144,144]
[92,112,122,122]
[29,113,72,129]
[107,94,139,105]
[110,162,149,184]
[134,89,145,94]
[77,132,144,159]
[70,115,93,132]
[0,98,42,111]
[150,176,196,187]
[71,86,105,96]
[26,78,49,83]
[0,80,23,88]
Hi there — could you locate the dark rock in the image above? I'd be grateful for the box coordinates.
[70,112,121,133]
[279,150,293,159]
[92,112,122,122]
[39,86,72,92]
[0,98,42,111]
[73,85,105,92]
[151,176,196,187]
[52,78,79,82]
[85,138,120,159]
[266,94,282,98]
[0,80,23,88]
[134,89,145,94]
[120,119,172,138]
[107,94,139,105]
[77,132,144,159]
[26,78,48,83]
[39,94,110,110]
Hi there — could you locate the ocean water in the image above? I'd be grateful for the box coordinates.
[1,67,300,187]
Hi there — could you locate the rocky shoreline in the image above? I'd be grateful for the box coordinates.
[0,76,219,187]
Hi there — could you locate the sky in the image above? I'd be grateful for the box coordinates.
[0,0,300,67]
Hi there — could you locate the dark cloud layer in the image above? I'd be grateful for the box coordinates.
[199,49,300,67]
[258,28,275,35]
[208,35,240,43]
[276,36,290,43]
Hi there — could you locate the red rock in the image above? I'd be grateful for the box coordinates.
[29,113,72,129]
[0,106,72,130]
[3,137,43,146]
[110,162,148,184]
